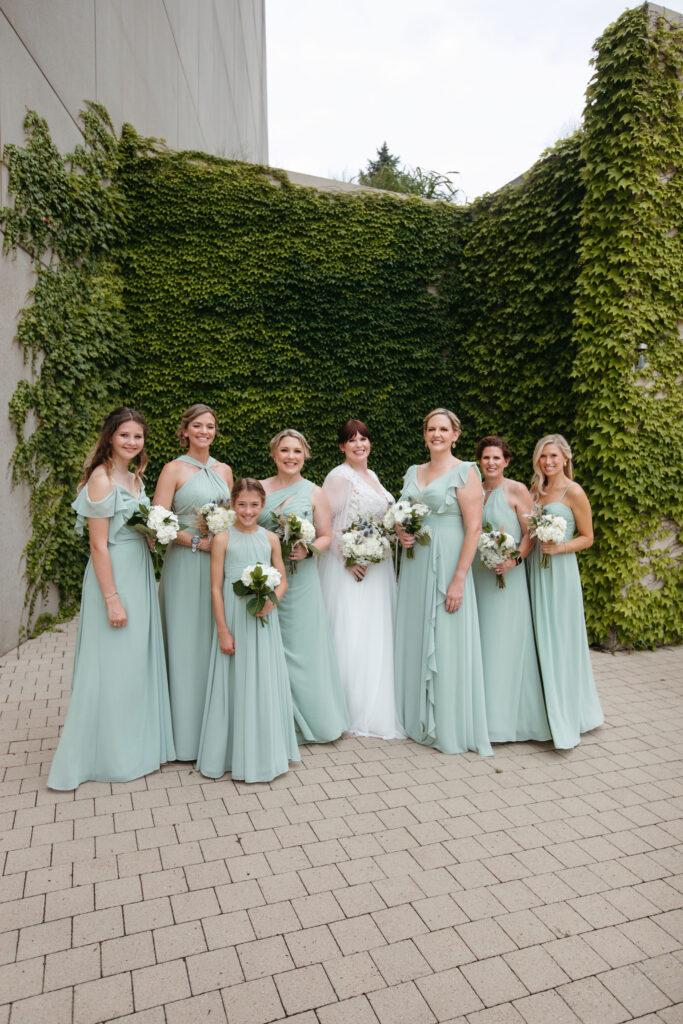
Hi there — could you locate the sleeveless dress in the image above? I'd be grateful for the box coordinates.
[48,484,175,789]
[527,499,604,749]
[158,455,230,760]
[196,526,299,783]
[473,485,551,743]
[319,464,404,739]
[258,480,348,743]
[394,463,492,756]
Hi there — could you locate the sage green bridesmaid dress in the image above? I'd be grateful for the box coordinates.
[394,463,492,756]
[48,484,175,789]
[473,486,551,742]
[196,526,299,783]
[258,480,348,743]
[158,455,230,760]
[527,500,604,749]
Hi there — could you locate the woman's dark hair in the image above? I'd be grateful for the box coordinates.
[231,477,266,504]
[475,435,512,461]
[79,407,148,490]
[337,419,371,445]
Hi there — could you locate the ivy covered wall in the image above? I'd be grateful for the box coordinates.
[1,5,681,648]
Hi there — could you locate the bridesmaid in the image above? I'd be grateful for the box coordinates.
[527,434,604,748]
[394,409,491,756]
[153,404,233,760]
[259,430,348,743]
[197,479,299,783]
[48,408,175,789]
[473,435,551,743]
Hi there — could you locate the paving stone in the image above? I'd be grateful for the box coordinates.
[74,973,134,1024]
[132,958,191,1010]
[369,979,437,1023]
[503,944,570,993]
[370,938,431,985]
[186,945,243,993]
[238,935,296,980]
[164,990,227,1024]
[8,986,73,1024]
[556,976,631,1024]
[460,955,528,1007]
[599,962,672,1016]
[101,930,156,975]
[221,976,285,1024]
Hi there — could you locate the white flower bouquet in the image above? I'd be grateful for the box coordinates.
[477,522,521,589]
[127,503,179,573]
[232,562,282,626]
[384,499,431,560]
[526,507,567,568]
[195,498,236,536]
[270,509,319,574]
[341,517,390,579]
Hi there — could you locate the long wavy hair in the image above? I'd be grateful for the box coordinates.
[78,407,148,491]
[530,433,573,498]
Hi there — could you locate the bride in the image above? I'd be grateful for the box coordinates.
[318,419,405,739]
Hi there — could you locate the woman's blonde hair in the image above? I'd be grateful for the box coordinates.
[78,407,148,491]
[530,433,574,497]
[423,408,461,434]
[269,429,311,459]
[177,403,218,448]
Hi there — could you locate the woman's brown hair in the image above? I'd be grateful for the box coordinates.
[177,403,218,449]
[78,407,148,491]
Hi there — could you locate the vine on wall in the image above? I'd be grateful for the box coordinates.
[1,6,681,647]
[1,105,132,631]
[571,6,683,647]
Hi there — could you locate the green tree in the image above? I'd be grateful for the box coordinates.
[358,142,459,202]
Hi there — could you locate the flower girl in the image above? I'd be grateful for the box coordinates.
[196,479,299,783]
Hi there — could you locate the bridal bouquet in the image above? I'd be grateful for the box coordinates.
[477,522,520,589]
[270,509,319,574]
[196,498,236,535]
[526,507,566,568]
[341,517,390,579]
[127,504,179,573]
[232,562,281,627]
[384,499,431,560]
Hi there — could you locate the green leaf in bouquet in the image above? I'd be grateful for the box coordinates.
[232,580,250,597]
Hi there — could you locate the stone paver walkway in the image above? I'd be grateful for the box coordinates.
[1,620,682,1024]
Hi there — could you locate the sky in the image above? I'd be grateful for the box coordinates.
[266,0,637,202]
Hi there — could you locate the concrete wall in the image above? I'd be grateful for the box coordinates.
[0,0,267,654]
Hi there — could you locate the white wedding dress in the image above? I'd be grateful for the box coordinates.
[318,464,405,739]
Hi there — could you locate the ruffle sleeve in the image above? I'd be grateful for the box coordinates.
[72,483,146,544]
[435,462,481,513]
[399,466,418,501]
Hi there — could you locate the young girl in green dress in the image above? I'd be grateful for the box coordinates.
[197,479,299,783]
[48,407,175,789]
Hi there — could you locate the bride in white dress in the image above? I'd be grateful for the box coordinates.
[318,419,405,739]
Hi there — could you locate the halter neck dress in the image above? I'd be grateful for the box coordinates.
[258,479,348,743]
[473,484,550,742]
[196,526,299,783]
[48,483,175,789]
[394,463,492,756]
[158,454,230,759]
[527,494,604,749]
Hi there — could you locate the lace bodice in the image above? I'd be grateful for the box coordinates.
[322,464,393,556]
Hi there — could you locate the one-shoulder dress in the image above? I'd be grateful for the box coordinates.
[394,463,492,756]
[158,455,230,760]
[473,485,551,743]
[259,480,348,743]
[527,501,604,749]
[196,525,299,783]
[48,484,175,789]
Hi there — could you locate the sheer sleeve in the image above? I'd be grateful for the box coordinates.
[322,468,353,559]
